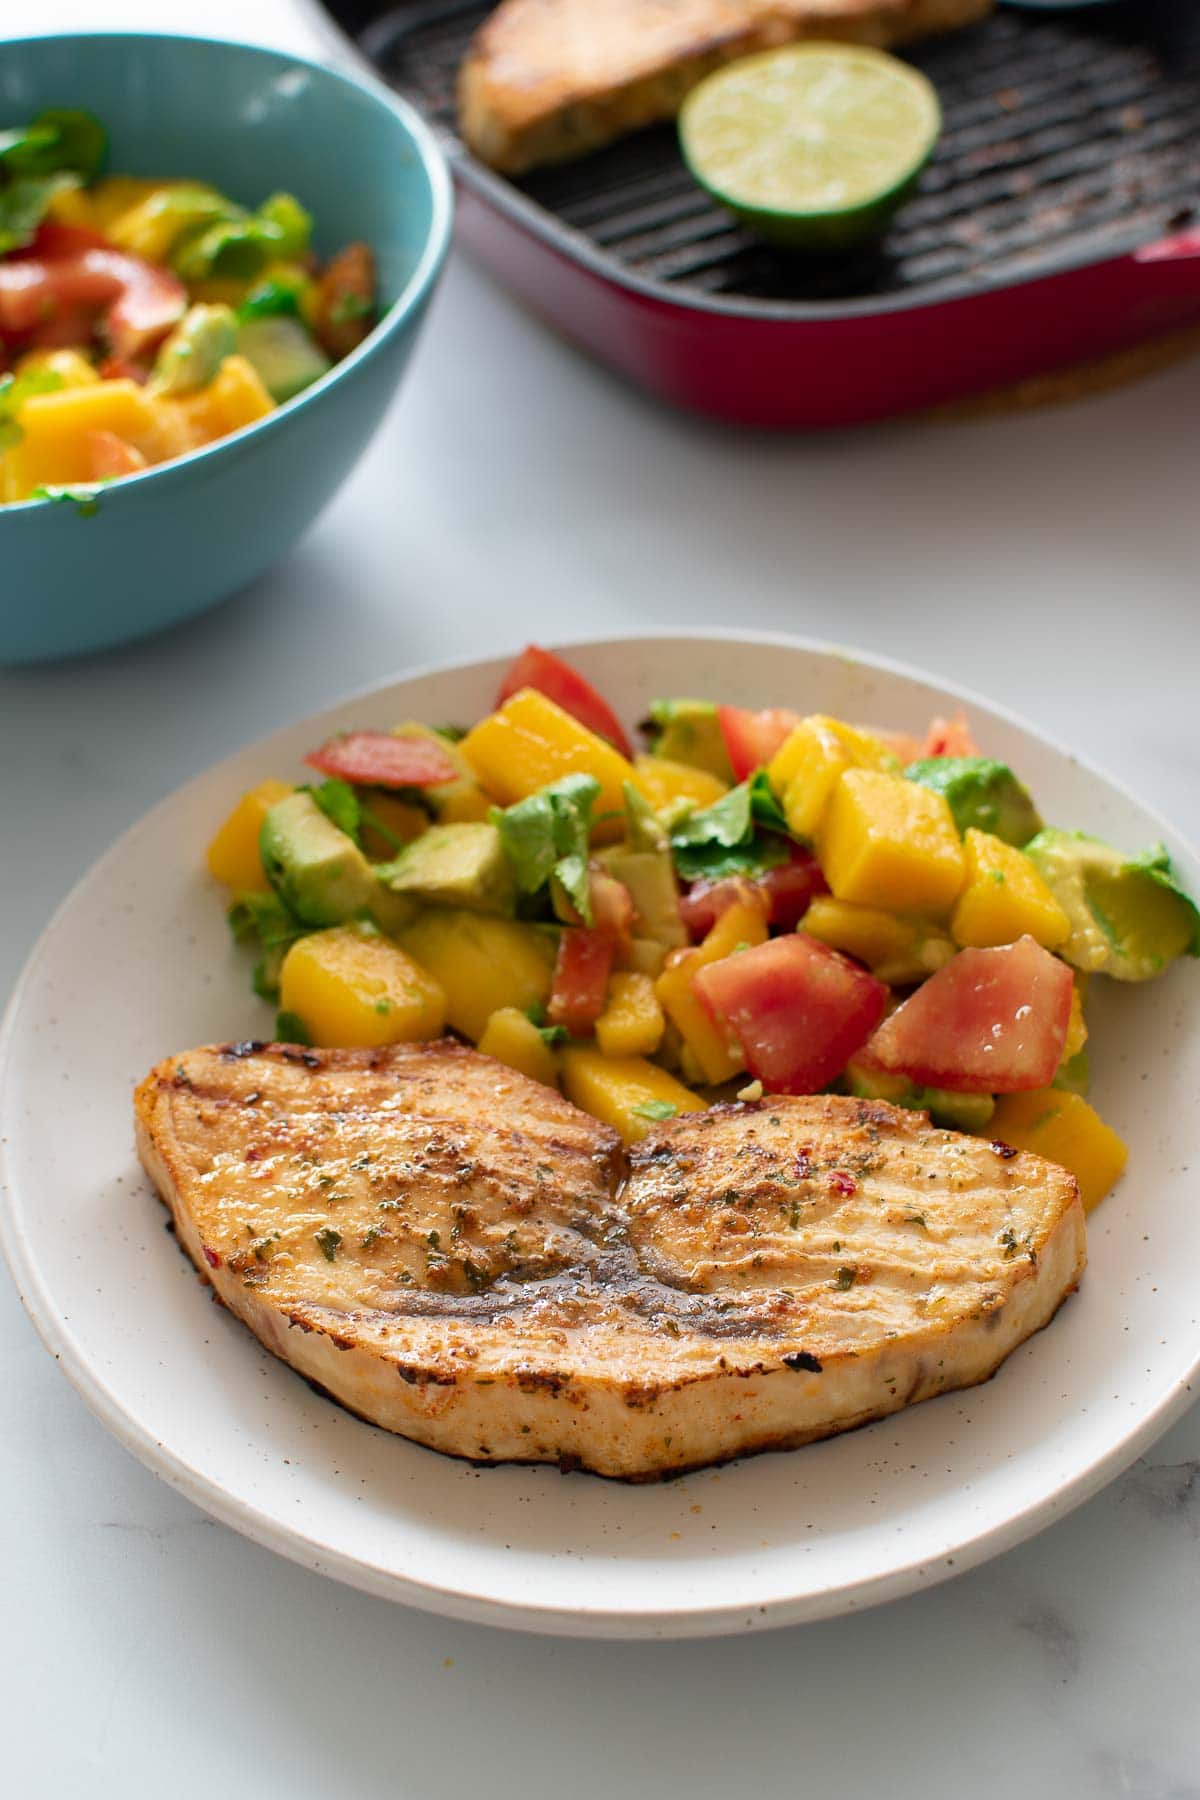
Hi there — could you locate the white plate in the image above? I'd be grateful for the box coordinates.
[3,632,1198,1638]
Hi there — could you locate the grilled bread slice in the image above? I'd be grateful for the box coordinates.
[136,1039,1084,1478]
[459,0,994,174]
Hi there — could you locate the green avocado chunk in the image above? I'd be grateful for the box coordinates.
[150,303,237,396]
[597,783,688,950]
[376,822,515,915]
[391,722,489,822]
[602,847,688,950]
[260,791,377,927]
[647,698,734,782]
[844,1062,995,1133]
[904,756,1042,847]
[1052,1046,1090,1097]
[1025,829,1199,981]
[237,315,331,402]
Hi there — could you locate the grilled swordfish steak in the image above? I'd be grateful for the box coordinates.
[459,0,994,174]
[135,1040,1085,1480]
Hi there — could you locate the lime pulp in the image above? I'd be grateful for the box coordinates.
[679,43,942,253]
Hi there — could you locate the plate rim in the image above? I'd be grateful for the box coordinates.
[3,625,1199,1638]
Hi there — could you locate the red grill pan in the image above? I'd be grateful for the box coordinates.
[315,0,1200,427]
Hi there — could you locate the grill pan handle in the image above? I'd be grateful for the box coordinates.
[1136,229,1200,264]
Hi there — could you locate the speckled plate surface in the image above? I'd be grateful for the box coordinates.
[2,632,1198,1638]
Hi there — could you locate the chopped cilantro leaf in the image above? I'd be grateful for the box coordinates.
[493,774,600,923]
[309,777,361,845]
[669,774,791,882]
[28,482,102,515]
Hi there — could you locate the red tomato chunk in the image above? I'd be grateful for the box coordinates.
[863,936,1073,1094]
[305,730,459,788]
[716,705,800,781]
[919,710,980,760]
[497,645,633,758]
[694,934,888,1096]
[548,929,615,1037]
[681,847,828,939]
[0,223,186,358]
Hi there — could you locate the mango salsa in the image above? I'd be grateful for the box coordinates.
[206,779,294,892]
[460,688,642,836]
[989,1088,1128,1211]
[560,1046,704,1143]
[595,971,665,1059]
[817,769,965,916]
[0,122,378,509]
[210,638,1196,1262]
[477,1007,560,1087]
[279,923,446,1049]
[951,829,1070,950]
[397,909,555,1042]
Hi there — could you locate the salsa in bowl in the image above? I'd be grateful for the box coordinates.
[0,33,452,662]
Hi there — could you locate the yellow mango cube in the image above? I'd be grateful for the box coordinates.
[477,1007,560,1087]
[44,181,98,232]
[626,938,668,978]
[801,896,917,968]
[359,793,429,860]
[817,769,965,917]
[106,183,209,264]
[560,1047,704,1143]
[205,779,294,892]
[87,176,166,231]
[951,829,1070,950]
[989,1089,1127,1212]
[800,896,954,985]
[1,380,162,498]
[655,953,743,1085]
[186,277,256,307]
[15,348,99,389]
[460,688,642,838]
[654,897,767,1085]
[397,909,555,1043]
[1063,981,1088,1063]
[769,715,898,841]
[701,897,771,962]
[633,754,728,813]
[279,924,446,1049]
[595,971,665,1059]
[174,355,274,446]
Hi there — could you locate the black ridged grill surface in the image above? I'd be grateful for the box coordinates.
[337,0,1200,305]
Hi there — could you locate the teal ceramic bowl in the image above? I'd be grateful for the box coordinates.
[0,32,453,663]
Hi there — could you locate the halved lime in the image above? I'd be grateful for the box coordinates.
[679,43,941,253]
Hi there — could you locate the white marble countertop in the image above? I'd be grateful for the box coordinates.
[4,2,1200,1794]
